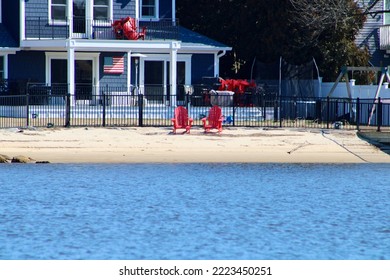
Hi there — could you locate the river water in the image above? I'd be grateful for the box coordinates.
[0,163,389,260]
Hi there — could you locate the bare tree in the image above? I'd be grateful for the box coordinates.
[286,0,371,81]
[289,0,365,48]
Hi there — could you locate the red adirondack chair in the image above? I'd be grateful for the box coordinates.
[202,105,224,133]
[171,106,193,134]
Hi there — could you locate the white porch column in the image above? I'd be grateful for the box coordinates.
[67,45,75,105]
[127,51,132,94]
[172,0,176,22]
[3,55,8,79]
[135,0,139,19]
[67,0,73,38]
[20,0,25,40]
[215,50,226,78]
[170,42,179,107]
[214,53,219,77]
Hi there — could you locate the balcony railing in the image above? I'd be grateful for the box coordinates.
[24,17,180,41]
[380,25,390,50]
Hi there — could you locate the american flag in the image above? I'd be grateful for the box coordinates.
[104,56,124,74]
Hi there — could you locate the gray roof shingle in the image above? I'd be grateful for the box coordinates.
[179,26,230,50]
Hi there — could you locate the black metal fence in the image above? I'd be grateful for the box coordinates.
[1,87,390,131]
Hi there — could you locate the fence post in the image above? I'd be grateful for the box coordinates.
[262,94,266,122]
[102,92,106,127]
[138,89,143,127]
[186,92,191,121]
[65,93,71,127]
[185,93,189,110]
[232,100,236,126]
[377,97,382,132]
[273,99,278,125]
[326,96,330,129]
[26,93,30,127]
[279,94,282,128]
[356,98,360,131]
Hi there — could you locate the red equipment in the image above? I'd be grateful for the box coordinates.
[218,78,256,94]
[112,17,146,40]
[218,78,257,106]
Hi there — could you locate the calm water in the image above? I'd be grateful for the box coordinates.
[0,163,389,260]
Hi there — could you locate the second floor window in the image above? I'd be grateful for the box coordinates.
[93,0,110,20]
[386,0,390,25]
[141,0,158,19]
[0,57,4,79]
[51,0,67,21]
[49,0,112,23]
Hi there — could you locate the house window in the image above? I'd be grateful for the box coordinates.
[93,0,110,21]
[0,57,4,79]
[50,0,67,21]
[141,0,158,19]
[386,0,390,25]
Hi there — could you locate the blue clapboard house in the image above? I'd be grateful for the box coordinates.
[0,0,231,106]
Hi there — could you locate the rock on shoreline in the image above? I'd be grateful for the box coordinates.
[0,154,49,164]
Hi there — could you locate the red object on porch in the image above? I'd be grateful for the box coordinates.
[218,78,255,94]
[171,106,193,134]
[112,17,146,40]
[202,105,224,133]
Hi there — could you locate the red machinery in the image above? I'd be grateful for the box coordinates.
[217,78,257,106]
[191,77,258,107]
[218,78,256,94]
[112,17,146,40]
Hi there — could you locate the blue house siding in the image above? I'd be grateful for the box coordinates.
[191,54,215,84]
[356,0,390,66]
[25,0,47,19]
[16,0,231,97]
[25,1,137,20]
[23,1,137,38]
[24,0,62,39]
[3,0,20,43]
[23,0,170,20]
[9,51,130,87]
[113,1,136,19]
[8,51,46,82]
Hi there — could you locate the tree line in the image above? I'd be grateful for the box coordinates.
[177,0,370,82]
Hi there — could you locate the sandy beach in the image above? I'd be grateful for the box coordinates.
[1,126,390,164]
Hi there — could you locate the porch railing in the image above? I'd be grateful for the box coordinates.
[1,83,390,131]
[24,17,180,41]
